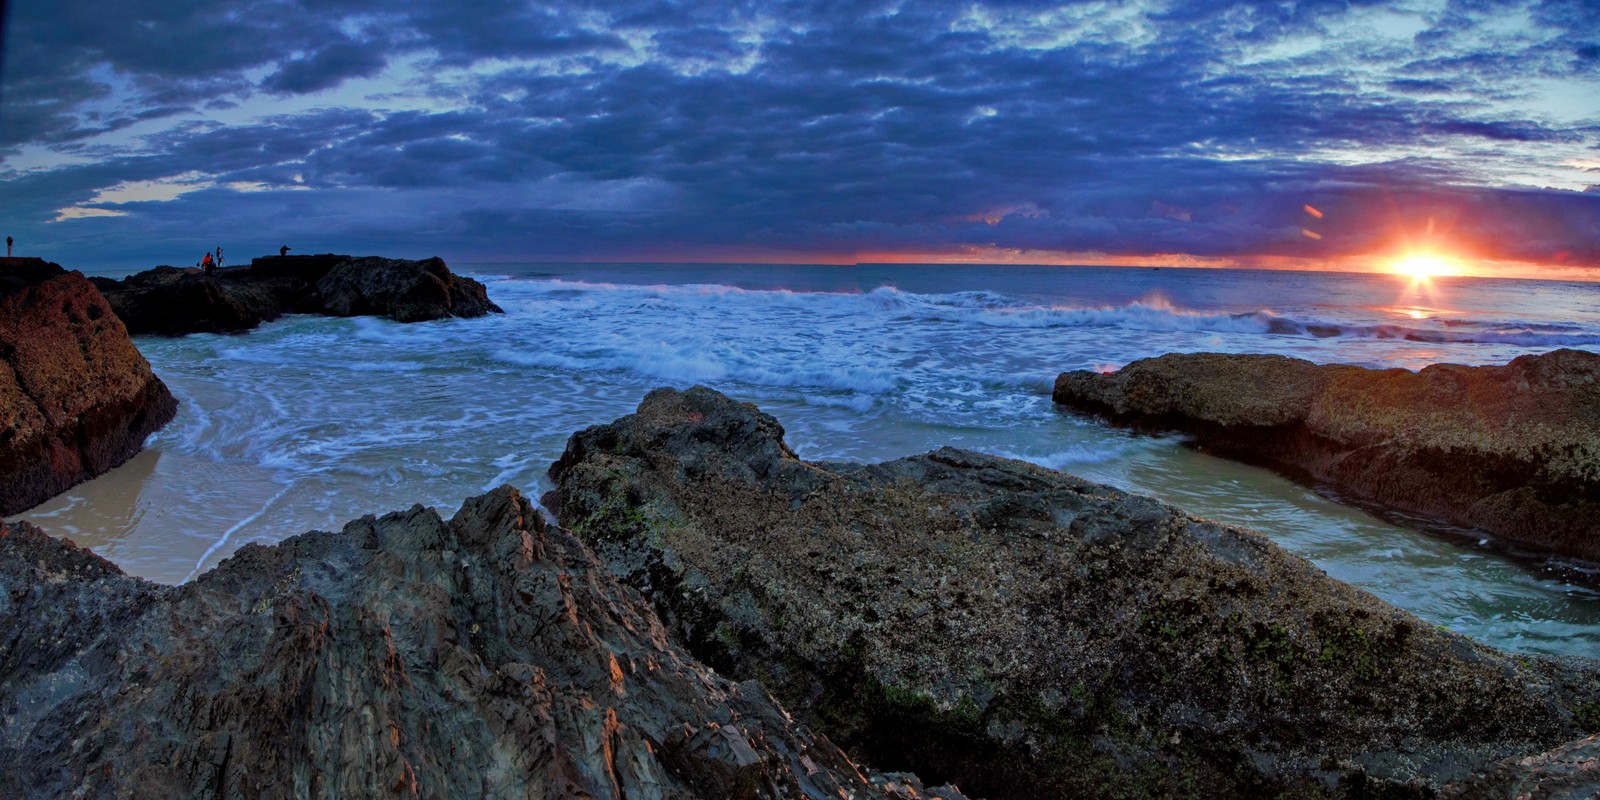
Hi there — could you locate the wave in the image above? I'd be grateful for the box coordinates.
[491,346,901,394]
[491,277,1600,349]
[492,278,1281,332]
[991,442,1135,470]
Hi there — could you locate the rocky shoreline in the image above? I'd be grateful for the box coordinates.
[0,252,499,517]
[2,383,1597,797]
[89,253,501,336]
[5,262,1599,799]
[1051,351,1600,562]
[0,258,177,515]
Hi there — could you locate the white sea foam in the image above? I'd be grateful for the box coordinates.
[992,443,1134,470]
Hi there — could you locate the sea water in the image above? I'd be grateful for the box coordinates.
[17,263,1600,656]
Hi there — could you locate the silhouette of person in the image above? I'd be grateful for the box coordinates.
[216,246,223,268]
[202,252,215,275]
[5,236,11,257]
[280,244,291,257]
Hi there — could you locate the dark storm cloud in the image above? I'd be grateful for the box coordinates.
[2,0,1598,271]
[261,37,391,95]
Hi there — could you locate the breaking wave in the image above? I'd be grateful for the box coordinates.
[489,278,1600,348]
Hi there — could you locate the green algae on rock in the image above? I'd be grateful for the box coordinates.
[0,486,963,800]
[547,386,1600,799]
[1051,350,1600,561]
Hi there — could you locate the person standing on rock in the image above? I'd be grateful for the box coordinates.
[280,244,291,257]
[215,246,223,268]
[201,252,215,275]
[5,236,11,257]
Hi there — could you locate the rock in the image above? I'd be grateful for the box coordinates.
[90,253,502,336]
[313,256,501,323]
[0,486,965,800]
[1442,734,1600,799]
[90,266,276,335]
[1050,351,1600,560]
[0,258,177,515]
[547,386,1600,799]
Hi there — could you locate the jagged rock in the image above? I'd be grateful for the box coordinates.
[0,486,965,800]
[1051,351,1600,560]
[0,258,177,515]
[89,253,502,336]
[547,386,1600,800]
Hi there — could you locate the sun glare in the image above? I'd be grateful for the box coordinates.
[1390,253,1458,281]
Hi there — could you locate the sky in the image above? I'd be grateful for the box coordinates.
[1,0,1598,278]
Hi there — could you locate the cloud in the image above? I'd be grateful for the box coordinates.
[261,38,391,95]
[1,0,1597,273]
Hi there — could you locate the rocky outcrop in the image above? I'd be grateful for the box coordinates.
[0,486,964,800]
[314,256,501,323]
[0,258,177,515]
[1051,351,1600,560]
[547,386,1600,799]
[89,254,501,336]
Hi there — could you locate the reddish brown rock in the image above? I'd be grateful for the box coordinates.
[1052,351,1600,560]
[0,258,177,515]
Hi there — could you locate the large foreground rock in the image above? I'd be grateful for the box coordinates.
[0,486,963,799]
[548,386,1600,799]
[0,258,177,515]
[1051,350,1600,560]
[89,253,501,335]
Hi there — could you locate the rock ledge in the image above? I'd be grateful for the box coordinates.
[1052,350,1600,560]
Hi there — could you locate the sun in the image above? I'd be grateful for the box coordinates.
[1390,253,1459,281]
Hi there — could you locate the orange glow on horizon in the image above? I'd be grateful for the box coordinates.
[845,246,1592,281]
[528,244,1597,283]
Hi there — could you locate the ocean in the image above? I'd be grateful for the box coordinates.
[18,263,1600,656]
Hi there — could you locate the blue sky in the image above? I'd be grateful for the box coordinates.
[2,0,1597,276]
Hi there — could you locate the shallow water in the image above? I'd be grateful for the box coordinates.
[16,263,1600,656]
